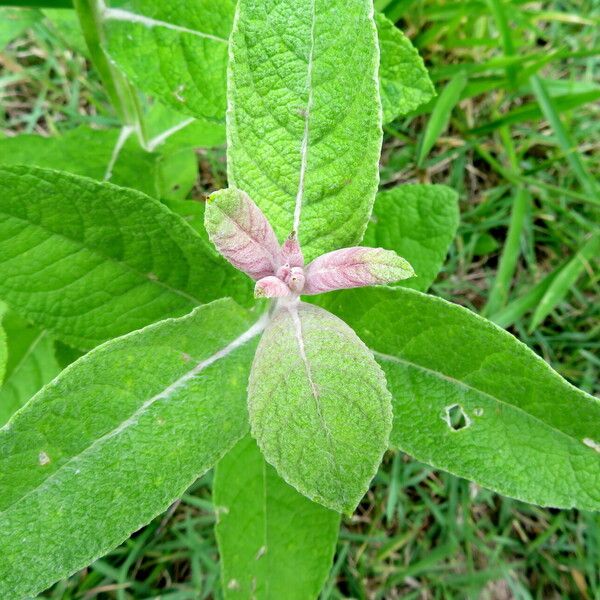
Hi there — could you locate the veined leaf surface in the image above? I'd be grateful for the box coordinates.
[363,184,459,292]
[0,166,251,349]
[0,126,161,196]
[228,0,383,261]
[318,287,600,510]
[0,304,6,386]
[0,299,265,598]
[376,12,435,123]
[0,313,60,426]
[104,0,235,121]
[248,302,392,513]
[214,435,340,599]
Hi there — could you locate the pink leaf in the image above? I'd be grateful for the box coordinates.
[255,276,291,298]
[279,232,304,268]
[303,247,414,294]
[204,188,280,280]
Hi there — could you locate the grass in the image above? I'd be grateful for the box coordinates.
[1,0,599,598]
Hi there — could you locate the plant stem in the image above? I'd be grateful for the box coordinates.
[73,0,147,147]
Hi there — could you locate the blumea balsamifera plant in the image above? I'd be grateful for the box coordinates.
[0,0,598,598]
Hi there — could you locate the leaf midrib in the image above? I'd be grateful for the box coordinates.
[0,314,267,517]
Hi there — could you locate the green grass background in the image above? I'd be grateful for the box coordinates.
[1,0,599,597]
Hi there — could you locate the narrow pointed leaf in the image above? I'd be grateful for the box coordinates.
[303,247,413,295]
[0,313,60,426]
[104,0,235,121]
[228,0,383,262]
[417,71,467,167]
[248,302,392,513]
[318,287,600,510]
[214,435,340,599]
[375,12,435,123]
[0,166,251,349]
[0,299,265,598]
[530,232,600,331]
[205,188,281,280]
[363,185,459,292]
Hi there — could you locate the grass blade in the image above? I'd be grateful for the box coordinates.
[530,74,600,196]
[530,232,600,331]
[417,71,467,167]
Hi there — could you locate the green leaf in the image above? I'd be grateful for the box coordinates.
[0,165,251,349]
[318,287,600,510]
[214,435,340,599]
[157,147,199,200]
[0,299,265,598]
[145,103,226,153]
[0,7,40,49]
[0,313,60,426]
[104,0,235,121]
[416,71,467,167]
[0,304,7,386]
[248,302,392,513]
[0,126,161,196]
[363,184,459,292]
[228,0,383,262]
[530,232,600,331]
[375,12,435,123]
[43,7,89,55]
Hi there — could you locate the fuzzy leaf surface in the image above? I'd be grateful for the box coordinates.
[376,13,435,123]
[248,302,392,513]
[0,313,60,426]
[214,435,340,599]
[318,287,600,510]
[0,166,250,349]
[104,0,235,121]
[0,126,161,196]
[363,185,459,292]
[0,305,6,386]
[228,0,383,262]
[0,299,264,598]
[145,103,226,152]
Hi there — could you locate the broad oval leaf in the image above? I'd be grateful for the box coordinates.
[104,0,235,121]
[248,302,392,513]
[228,0,383,262]
[214,435,340,599]
[318,287,600,510]
[363,184,459,292]
[0,313,60,426]
[0,299,266,598]
[0,166,251,349]
[375,12,435,123]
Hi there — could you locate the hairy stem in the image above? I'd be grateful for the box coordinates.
[73,0,148,147]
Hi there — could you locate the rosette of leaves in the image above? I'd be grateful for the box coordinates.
[0,1,598,599]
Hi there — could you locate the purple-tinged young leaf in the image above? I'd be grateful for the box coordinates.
[204,188,280,280]
[303,247,414,295]
[255,276,290,299]
[280,232,304,268]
